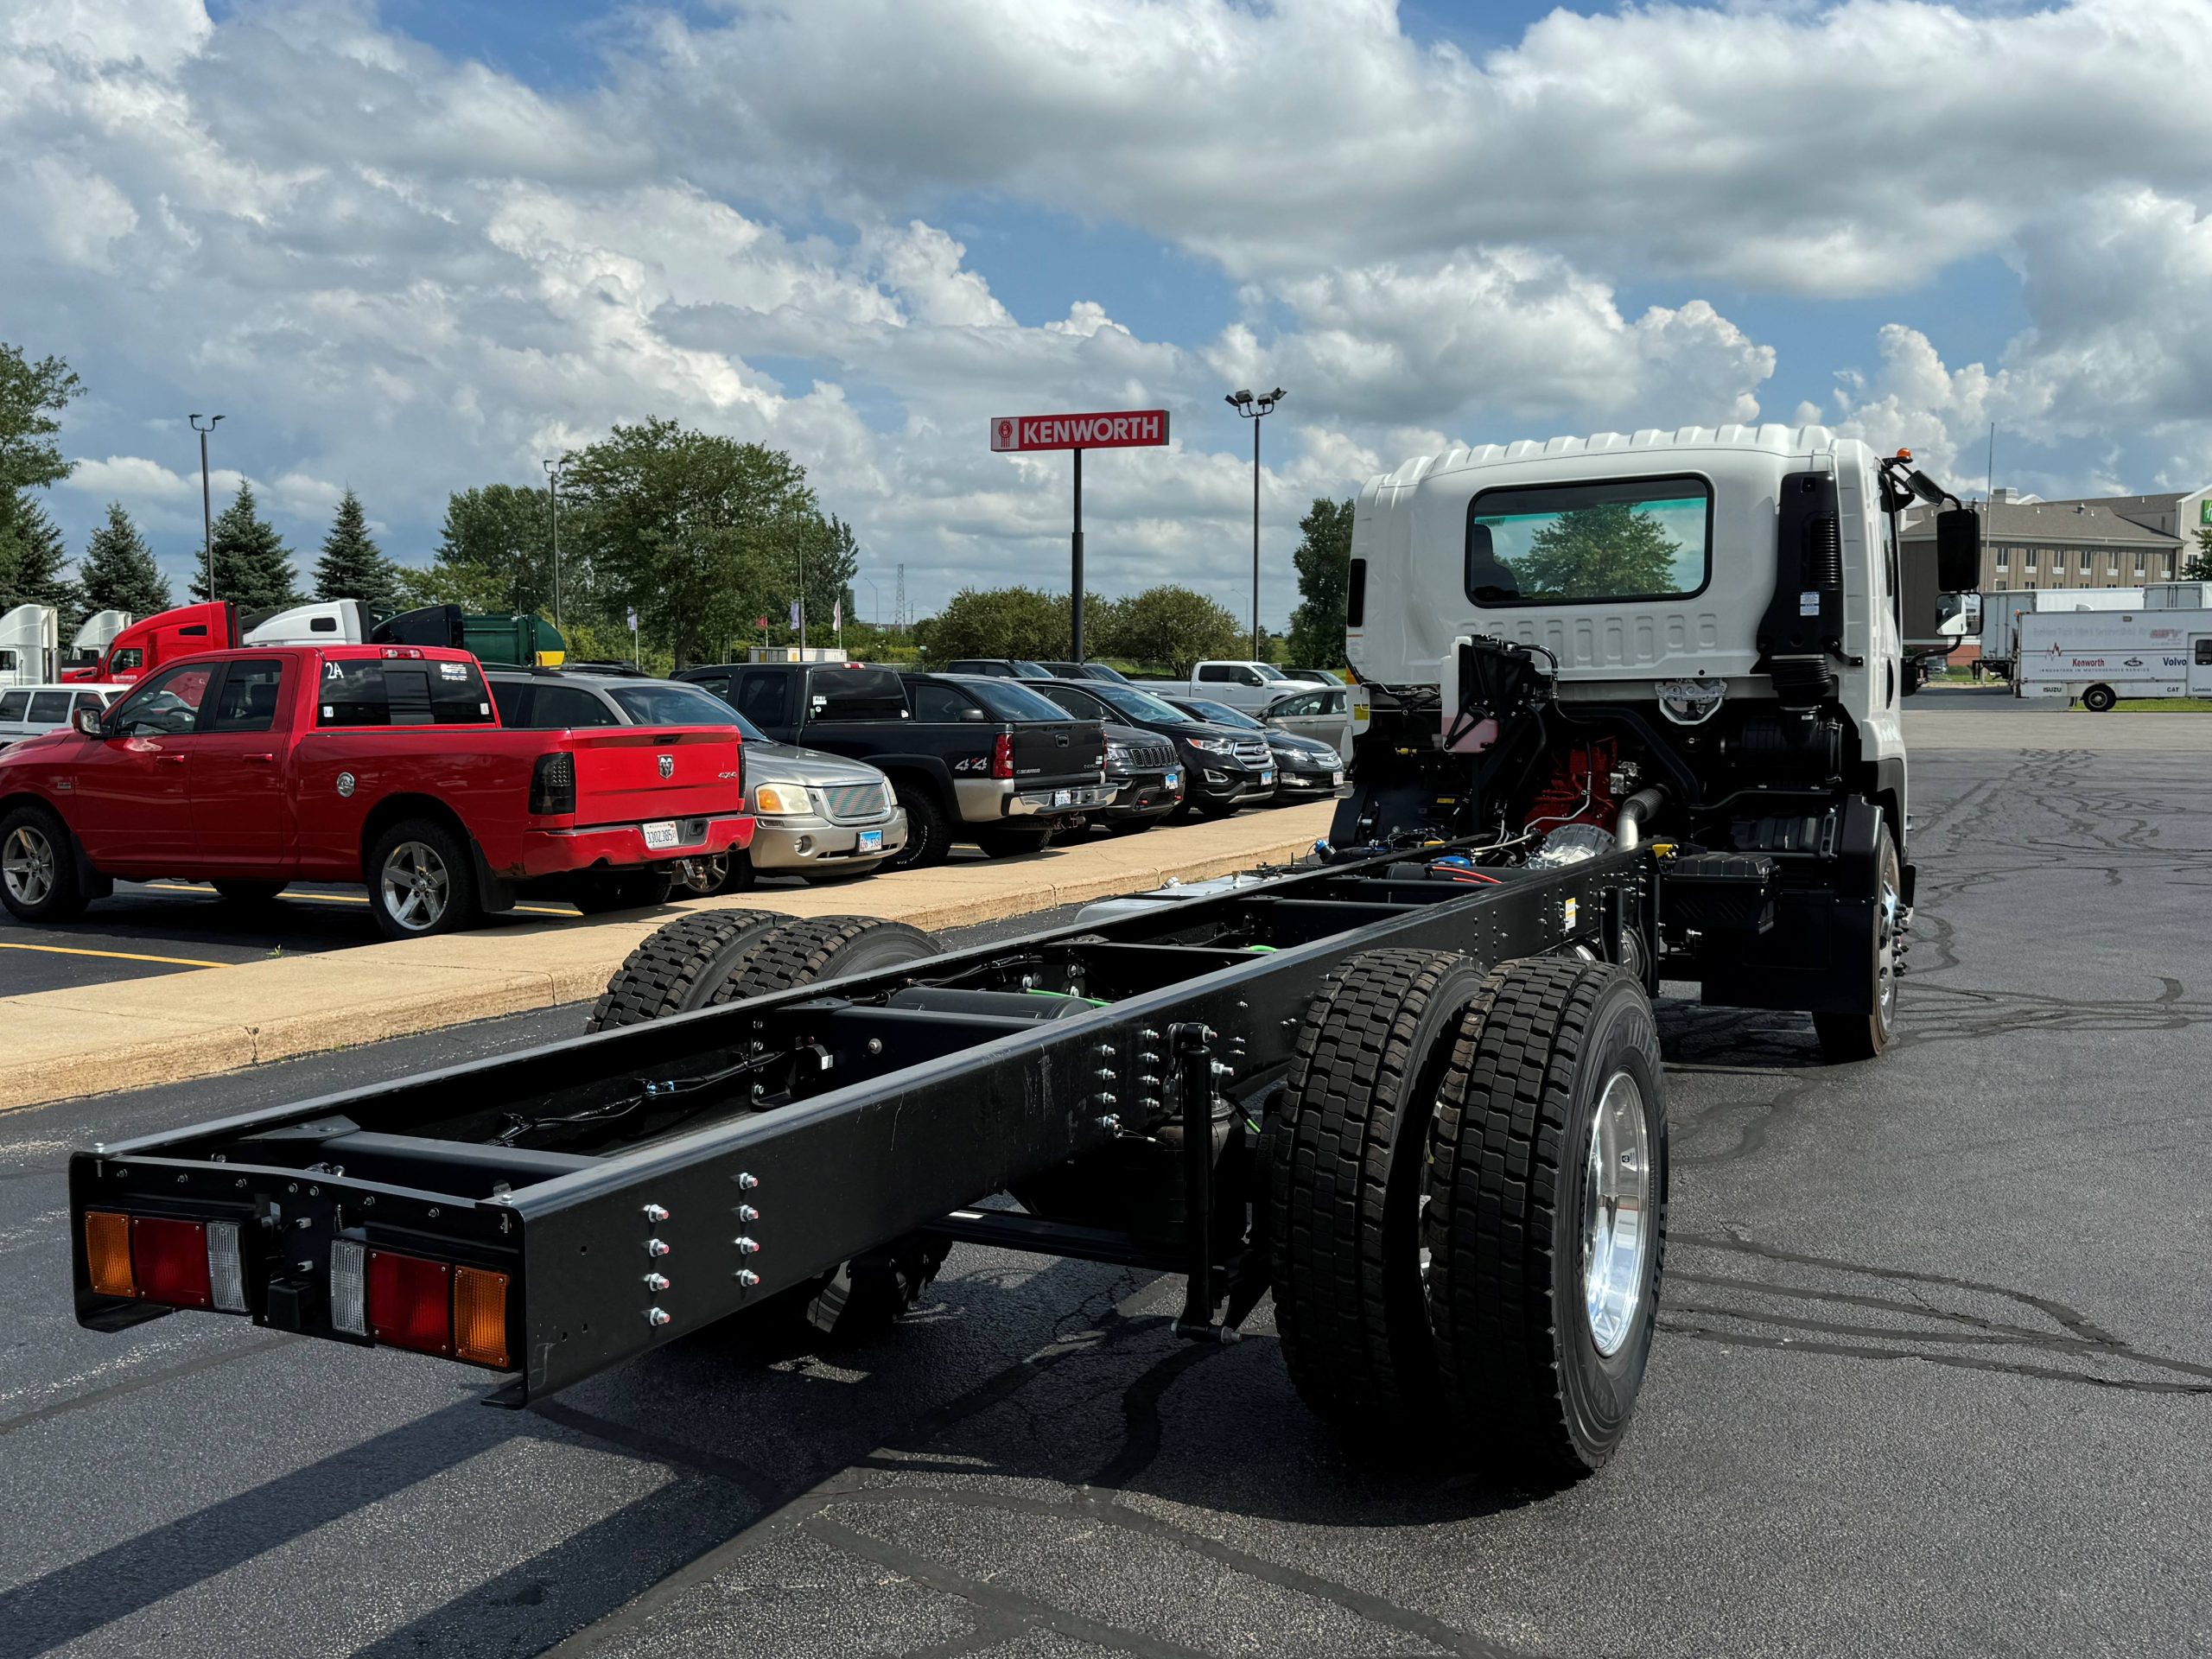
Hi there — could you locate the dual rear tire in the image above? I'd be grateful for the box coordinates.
[1268,948,1667,1484]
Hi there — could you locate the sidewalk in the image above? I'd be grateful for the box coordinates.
[0,804,1334,1111]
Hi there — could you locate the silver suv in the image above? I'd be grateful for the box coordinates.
[485,671,907,893]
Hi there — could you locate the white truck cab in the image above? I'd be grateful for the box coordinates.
[1336,423,1976,1060]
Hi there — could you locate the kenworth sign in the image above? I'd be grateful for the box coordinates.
[989,410,1169,452]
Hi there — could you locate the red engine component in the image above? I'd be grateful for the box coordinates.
[1524,737,1619,833]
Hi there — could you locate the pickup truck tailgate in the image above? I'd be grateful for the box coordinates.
[569,728,744,823]
[1013,720,1105,783]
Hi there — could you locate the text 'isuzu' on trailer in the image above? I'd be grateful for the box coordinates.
[64,424,1973,1487]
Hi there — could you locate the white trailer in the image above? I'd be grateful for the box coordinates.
[2145,581,2212,611]
[0,605,60,688]
[2013,609,2212,710]
[1975,587,2145,680]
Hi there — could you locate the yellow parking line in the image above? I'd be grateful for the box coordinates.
[0,941,232,969]
[146,882,576,917]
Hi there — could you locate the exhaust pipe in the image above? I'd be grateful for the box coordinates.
[1614,787,1666,851]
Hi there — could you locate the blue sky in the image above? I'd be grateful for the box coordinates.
[8,1,2209,626]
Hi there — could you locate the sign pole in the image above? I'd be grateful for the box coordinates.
[1071,448,1084,661]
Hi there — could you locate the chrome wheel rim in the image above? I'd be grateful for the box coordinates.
[3,825,55,906]
[674,855,725,895]
[1875,854,1901,1034]
[1583,1070,1651,1357]
[379,841,449,931]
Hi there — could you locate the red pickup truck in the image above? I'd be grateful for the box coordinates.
[0,645,753,938]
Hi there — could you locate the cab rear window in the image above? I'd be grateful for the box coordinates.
[317,658,496,728]
[807,668,907,721]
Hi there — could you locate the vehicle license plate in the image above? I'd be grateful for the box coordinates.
[857,829,884,853]
[643,820,679,850]
[1332,770,1344,785]
[1164,770,1180,790]
[1260,769,1275,785]
[1053,789,1072,807]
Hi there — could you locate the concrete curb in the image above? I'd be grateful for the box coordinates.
[0,805,1335,1112]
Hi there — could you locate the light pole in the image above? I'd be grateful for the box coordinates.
[541,458,566,627]
[1225,388,1286,660]
[867,579,882,626]
[188,414,223,599]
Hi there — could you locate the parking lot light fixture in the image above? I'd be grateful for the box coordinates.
[1226,388,1286,659]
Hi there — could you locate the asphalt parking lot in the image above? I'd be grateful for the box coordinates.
[6,696,2209,1658]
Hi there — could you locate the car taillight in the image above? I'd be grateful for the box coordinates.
[531,750,575,814]
[367,1249,452,1357]
[990,733,1014,779]
[83,1212,248,1311]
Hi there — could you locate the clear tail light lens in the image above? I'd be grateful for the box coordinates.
[330,1239,368,1336]
[132,1217,212,1309]
[368,1249,452,1357]
[85,1211,135,1298]
[207,1221,247,1313]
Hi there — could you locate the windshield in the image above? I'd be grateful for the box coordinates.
[1183,698,1260,730]
[1092,683,1192,724]
[1465,474,1712,606]
[967,679,1077,721]
[608,683,745,728]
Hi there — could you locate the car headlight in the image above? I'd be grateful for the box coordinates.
[753,782,811,815]
[1106,742,1133,767]
[1188,736,1236,755]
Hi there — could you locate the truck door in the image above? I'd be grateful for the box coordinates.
[188,658,294,871]
[2192,635,2212,698]
[67,660,219,866]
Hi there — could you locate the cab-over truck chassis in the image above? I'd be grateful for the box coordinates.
[71,837,1669,1482]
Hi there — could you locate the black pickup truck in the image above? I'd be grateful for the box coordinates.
[674,663,1110,868]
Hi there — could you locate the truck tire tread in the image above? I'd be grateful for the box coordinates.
[724,915,943,1001]
[587,909,790,1031]
[1267,947,1491,1429]
[1425,957,1666,1483]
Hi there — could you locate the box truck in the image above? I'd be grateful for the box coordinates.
[2012,609,2212,709]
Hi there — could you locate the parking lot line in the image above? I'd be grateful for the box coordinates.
[0,942,233,969]
[146,881,578,917]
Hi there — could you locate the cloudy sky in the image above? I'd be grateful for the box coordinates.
[6,0,2210,625]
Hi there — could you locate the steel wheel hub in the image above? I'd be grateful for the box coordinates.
[1582,1070,1651,1357]
[381,841,450,931]
[3,825,56,906]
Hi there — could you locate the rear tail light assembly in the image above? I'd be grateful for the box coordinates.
[85,1211,511,1370]
[531,750,576,815]
[82,1212,247,1314]
[330,1240,510,1370]
[990,733,1015,779]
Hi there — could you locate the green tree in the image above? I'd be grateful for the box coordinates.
[414,483,557,615]
[1507,502,1681,600]
[1285,497,1354,669]
[560,418,821,670]
[0,492,77,614]
[76,502,170,621]
[800,513,861,631]
[192,483,300,612]
[0,342,79,498]
[1109,584,1244,675]
[2184,527,2212,583]
[313,489,403,607]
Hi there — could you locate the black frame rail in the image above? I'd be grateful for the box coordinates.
[71,842,1654,1402]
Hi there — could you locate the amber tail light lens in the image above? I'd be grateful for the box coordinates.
[85,1211,136,1298]
[453,1266,512,1369]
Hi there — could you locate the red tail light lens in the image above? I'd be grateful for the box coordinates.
[367,1250,452,1357]
[990,733,1014,779]
[133,1217,213,1309]
[530,750,575,815]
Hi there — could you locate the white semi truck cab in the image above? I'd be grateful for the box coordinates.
[1334,423,1978,1058]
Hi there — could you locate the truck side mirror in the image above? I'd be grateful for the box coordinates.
[73,707,104,737]
[1935,508,1980,592]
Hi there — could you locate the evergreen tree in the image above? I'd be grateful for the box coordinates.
[1285,497,1354,669]
[0,489,79,615]
[76,501,171,621]
[313,488,402,607]
[191,483,299,612]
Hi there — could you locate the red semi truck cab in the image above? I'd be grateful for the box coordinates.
[0,645,753,937]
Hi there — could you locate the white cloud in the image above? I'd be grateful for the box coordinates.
[62,455,245,501]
